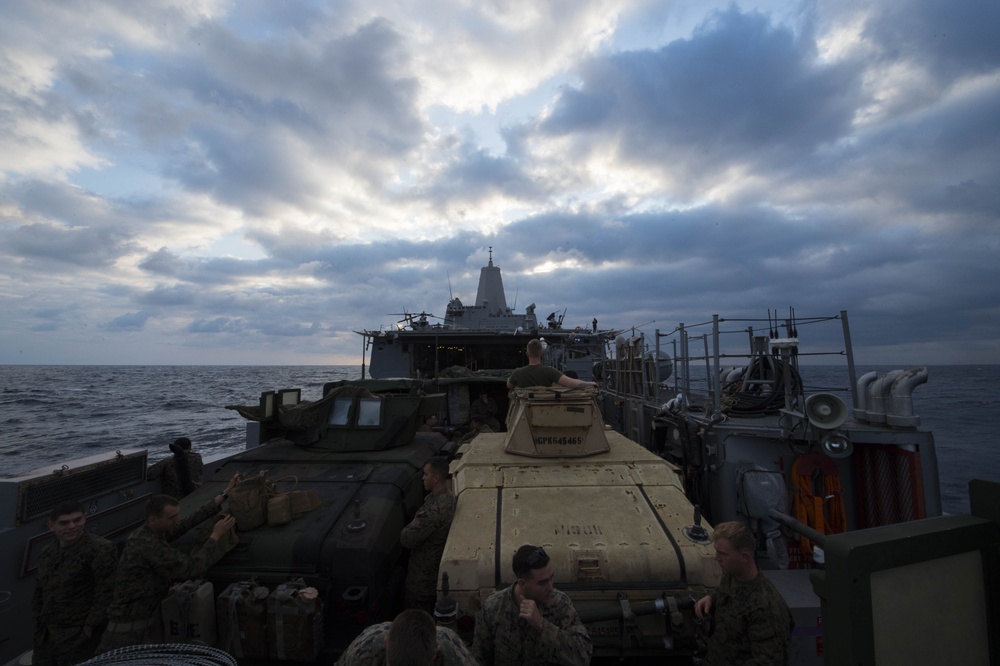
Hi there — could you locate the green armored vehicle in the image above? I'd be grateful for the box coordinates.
[437,386,721,660]
[171,379,455,659]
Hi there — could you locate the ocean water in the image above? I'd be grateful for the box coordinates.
[0,365,358,473]
[1,364,998,515]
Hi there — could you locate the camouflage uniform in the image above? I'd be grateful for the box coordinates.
[469,396,497,422]
[96,499,223,652]
[472,586,592,666]
[334,621,477,665]
[507,365,563,389]
[459,424,494,446]
[470,396,500,431]
[32,532,117,666]
[147,451,204,498]
[400,491,456,613]
[704,572,793,666]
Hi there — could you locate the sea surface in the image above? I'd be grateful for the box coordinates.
[1,364,998,515]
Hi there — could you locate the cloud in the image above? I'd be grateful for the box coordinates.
[139,248,186,276]
[534,7,863,197]
[101,310,154,331]
[187,317,245,334]
[1,0,999,366]
[862,0,1000,82]
[3,220,134,269]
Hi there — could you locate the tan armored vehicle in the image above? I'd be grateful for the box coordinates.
[437,386,721,660]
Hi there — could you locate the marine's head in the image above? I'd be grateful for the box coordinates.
[513,544,555,604]
[422,456,449,493]
[711,521,758,579]
[48,500,87,547]
[145,494,182,535]
[525,338,544,360]
[385,609,439,666]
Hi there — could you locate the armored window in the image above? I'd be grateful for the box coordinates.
[357,398,382,427]
[327,398,352,426]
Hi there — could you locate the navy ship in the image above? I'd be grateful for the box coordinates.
[357,248,611,381]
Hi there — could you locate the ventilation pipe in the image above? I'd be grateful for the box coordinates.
[854,371,878,422]
[867,369,904,424]
[887,367,928,427]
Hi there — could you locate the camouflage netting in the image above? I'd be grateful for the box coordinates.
[225,385,374,431]
[439,365,478,378]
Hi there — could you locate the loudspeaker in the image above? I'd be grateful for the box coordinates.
[804,393,848,430]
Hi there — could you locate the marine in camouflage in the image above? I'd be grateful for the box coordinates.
[400,490,456,613]
[704,572,793,666]
[469,394,499,430]
[334,621,478,665]
[147,450,204,498]
[32,532,117,666]
[96,499,224,652]
[469,394,497,421]
[472,586,592,666]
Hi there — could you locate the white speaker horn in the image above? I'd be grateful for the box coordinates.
[804,393,848,430]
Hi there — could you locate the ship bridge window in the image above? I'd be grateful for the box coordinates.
[357,398,382,427]
[327,398,352,426]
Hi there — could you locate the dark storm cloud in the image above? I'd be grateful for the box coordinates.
[863,0,1000,82]
[139,248,185,276]
[100,310,154,331]
[3,221,133,268]
[244,232,478,290]
[5,179,112,225]
[450,202,999,351]
[137,247,291,287]
[137,284,199,307]
[538,7,862,183]
[416,137,542,205]
[836,83,1000,228]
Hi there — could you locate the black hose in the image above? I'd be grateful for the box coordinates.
[724,357,801,416]
[77,644,237,666]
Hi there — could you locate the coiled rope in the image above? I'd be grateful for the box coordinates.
[76,643,237,666]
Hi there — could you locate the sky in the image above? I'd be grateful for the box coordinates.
[1,0,998,367]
